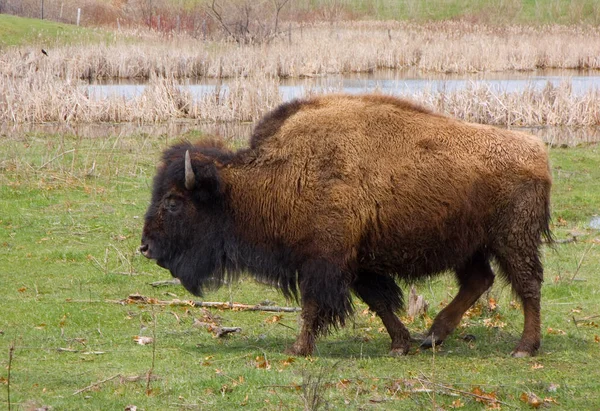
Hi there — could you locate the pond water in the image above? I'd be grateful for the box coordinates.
[87,69,600,101]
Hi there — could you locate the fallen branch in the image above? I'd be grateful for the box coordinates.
[215,327,242,337]
[191,301,301,313]
[552,237,577,244]
[573,314,600,323]
[73,374,121,395]
[120,294,302,312]
[193,319,241,338]
[67,294,302,312]
[150,279,181,287]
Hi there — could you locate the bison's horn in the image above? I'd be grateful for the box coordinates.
[184,150,195,190]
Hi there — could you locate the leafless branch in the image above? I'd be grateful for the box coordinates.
[72,374,122,395]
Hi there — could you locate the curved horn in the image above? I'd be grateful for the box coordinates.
[184,150,195,190]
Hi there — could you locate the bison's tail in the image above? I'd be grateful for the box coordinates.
[541,184,554,247]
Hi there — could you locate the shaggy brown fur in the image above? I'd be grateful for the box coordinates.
[141,94,552,357]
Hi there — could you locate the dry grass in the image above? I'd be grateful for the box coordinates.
[3,21,600,81]
[2,21,600,126]
[2,67,600,127]
[417,81,600,127]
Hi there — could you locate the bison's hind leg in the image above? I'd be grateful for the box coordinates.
[491,180,549,357]
[353,273,411,356]
[422,251,495,349]
[494,248,543,357]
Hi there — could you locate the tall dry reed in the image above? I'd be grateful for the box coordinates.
[2,68,600,127]
[3,21,600,81]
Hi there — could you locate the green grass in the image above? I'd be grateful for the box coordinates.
[0,14,112,49]
[292,0,600,24]
[1,131,599,409]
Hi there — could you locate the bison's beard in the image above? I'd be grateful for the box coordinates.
[166,247,226,296]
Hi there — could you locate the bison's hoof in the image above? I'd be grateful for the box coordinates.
[511,350,533,358]
[389,346,410,357]
[420,335,444,349]
[285,345,313,357]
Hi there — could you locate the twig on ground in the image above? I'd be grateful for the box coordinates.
[214,327,242,337]
[72,374,122,395]
[570,243,595,283]
[195,320,242,338]
[191,300,301,312]
[552,236,577,244]
[415,376,515,408]
[146,305,157,395]
[117,294,302,312]
[7,341,15,411]
[573,314,600,323]
[38,149,76,170]
[150,279,181,287]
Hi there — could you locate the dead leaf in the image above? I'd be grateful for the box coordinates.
[531,363,544,369]
[482,315,506,328]
[595,335,600,343]
[449,398,464,408]
[133,336,153,345]
[520,391,543,408]
[488,297,497,311]
[254,355,270,369]
[124,406,137,411]
[471,386,500,407]
[336,378,352,390]
[240,394,249,406]
[546,327,566,335]
[264,315,282,324]
[18,287,27,293]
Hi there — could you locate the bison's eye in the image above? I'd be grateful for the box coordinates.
[164,197,182,214]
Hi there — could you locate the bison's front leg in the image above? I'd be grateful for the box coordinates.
[286,259,354,356]
[353,273,411,356]
[286,300,318,356]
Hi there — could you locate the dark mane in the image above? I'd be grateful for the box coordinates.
[162,138,234,165]
[250,98,320,149]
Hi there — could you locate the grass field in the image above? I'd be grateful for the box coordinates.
[1,130,599,409]
[0,14,111,49]
[2,5,600,409]
[316,0,600,24]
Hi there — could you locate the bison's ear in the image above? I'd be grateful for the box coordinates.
[184,150,222,202]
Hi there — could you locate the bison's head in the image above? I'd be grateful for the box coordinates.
[140,141,230,296]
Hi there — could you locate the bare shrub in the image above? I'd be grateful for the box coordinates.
[206,0,291,44]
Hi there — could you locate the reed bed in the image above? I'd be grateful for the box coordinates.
[3,21,600,81]
[2,69,600,128]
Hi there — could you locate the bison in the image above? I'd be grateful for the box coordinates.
[140,94,552,357]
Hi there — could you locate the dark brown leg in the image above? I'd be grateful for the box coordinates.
[422,252,494,348]
[286,259,353,356]
[495,252,543,357]
[286,300,318,356]
[353,273,411,356]
[492,180,548,356]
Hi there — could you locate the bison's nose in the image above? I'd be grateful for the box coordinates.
[139,243,150,258]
